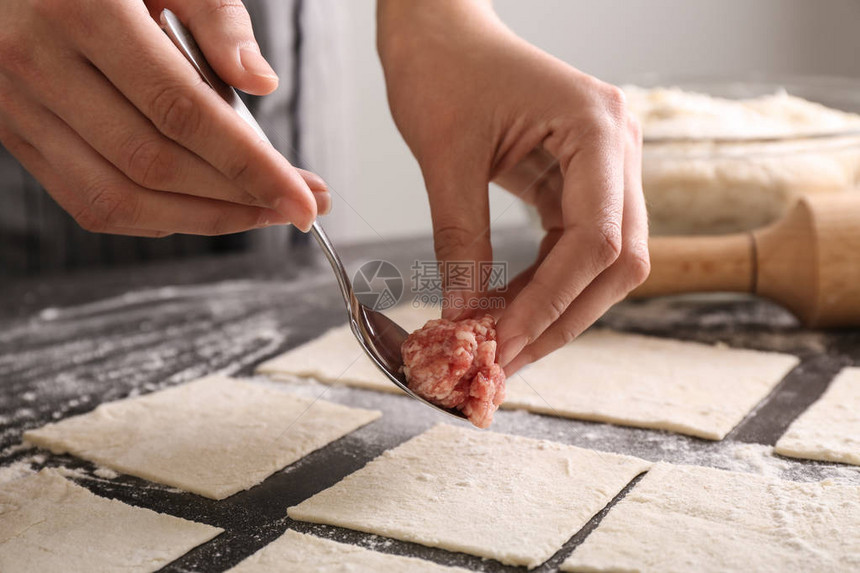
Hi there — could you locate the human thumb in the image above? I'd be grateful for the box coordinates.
[155,0,278,95]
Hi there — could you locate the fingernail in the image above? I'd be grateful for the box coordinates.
[269,197,314,231]
[498,335,528,367]
[240,47,278,80]
[255,211,273,228]
[256,210,287,228]
[317,192,332,215]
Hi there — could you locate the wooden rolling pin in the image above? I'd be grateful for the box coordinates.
[631,194,860,327]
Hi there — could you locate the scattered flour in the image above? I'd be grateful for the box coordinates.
[38,307,60,321]
[93,467,120,479]
[0,460,35,483]
[0,452,46,484]
[53,466,91,480]
[256,372,860,487]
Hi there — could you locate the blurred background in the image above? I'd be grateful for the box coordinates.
[301,0,860,244]
[4,0,860,276]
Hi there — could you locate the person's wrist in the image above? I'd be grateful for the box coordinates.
[377,0,500,70]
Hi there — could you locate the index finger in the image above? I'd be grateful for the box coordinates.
[495,129,625,366]
[57,2,317,230]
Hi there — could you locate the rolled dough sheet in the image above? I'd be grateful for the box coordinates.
[258,326,402,392]
[775,367,860,465]
[227,529,470,573]
[0,468,221,573]
[288,424,650,569]
[562,462,860,572]
[256,304,438,392]
[506,330,799,440]
[257,305,798,440]
[24,376,381,500]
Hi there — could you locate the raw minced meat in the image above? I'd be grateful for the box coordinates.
[401,315,506,428]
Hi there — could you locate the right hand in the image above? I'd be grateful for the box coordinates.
[0,0,329,237]
[378,1,649,375]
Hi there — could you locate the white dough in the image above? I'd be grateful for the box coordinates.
[288,424,650,569]
[0,469,221,573]
[624,86,860,235]
[227,529,469,573]
[259,306,798,440]
[256,304,437,392]
[775,367,860,466]
[24,376,380,499]
[506,330,799,440]
[625,86,860,140]
[258,326,402,392]
[562,462,860,572]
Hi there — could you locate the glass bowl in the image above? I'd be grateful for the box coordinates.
[626,75,860,235]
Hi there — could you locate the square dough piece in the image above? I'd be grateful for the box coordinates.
[24,376,381,500]
[505,330,799,440]
[0,469,221,573]
[227,529,469,573]
[288,424,650,569]
[258,305,798,441]
[256,304,438,392]
[775,367,860,465]
[562,462,860,573]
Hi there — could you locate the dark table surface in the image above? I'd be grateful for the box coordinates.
[1,227,859,572]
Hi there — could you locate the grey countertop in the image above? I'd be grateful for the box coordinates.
[1,227,858,572]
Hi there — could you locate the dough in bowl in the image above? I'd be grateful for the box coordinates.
[625,85,860,235]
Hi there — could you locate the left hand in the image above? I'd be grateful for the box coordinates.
[0,0,328,237]
[378,0,650,375]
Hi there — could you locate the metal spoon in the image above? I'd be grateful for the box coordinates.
[159,9,466,422]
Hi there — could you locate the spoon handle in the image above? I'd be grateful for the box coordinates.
[161,10,474,422]
[159,9,358,318]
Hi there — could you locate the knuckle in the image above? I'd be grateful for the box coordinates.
[432,224,475,262]
[531,277,575,324]
[581,82,627,134]
[600,84,627,120]
[547,291,572,322]
[590,219,623,266]
[224,156,250,183]
[558,326,580,346]
[202,0,253,30]
[205,0,250,19]
[124,136,179,189]
[149,85,201,142]
[583,111,615,138]
[76,183,137,231]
